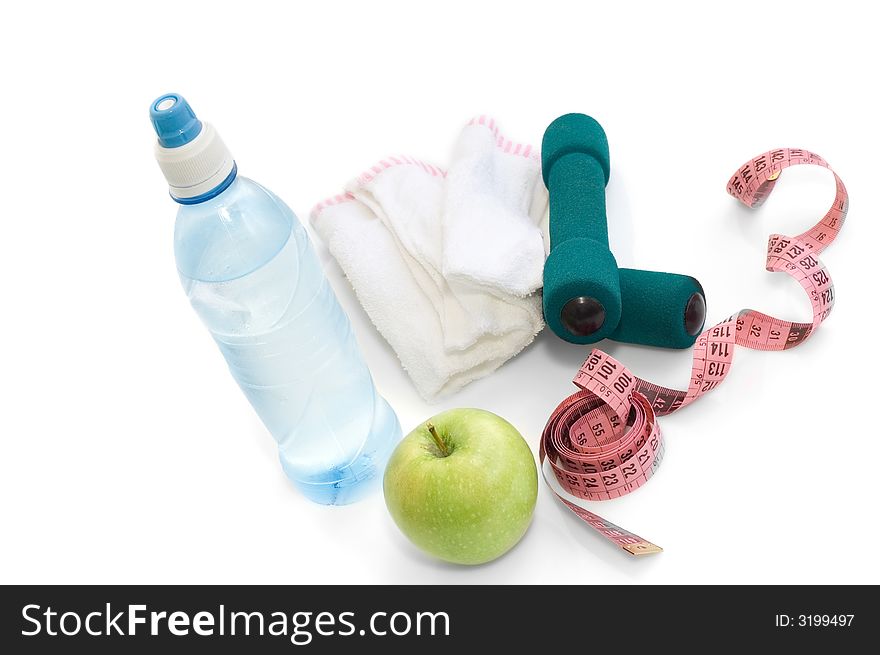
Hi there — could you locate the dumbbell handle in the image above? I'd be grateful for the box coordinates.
[548,153,609,248]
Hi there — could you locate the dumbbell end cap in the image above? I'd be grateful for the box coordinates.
[561,296,607,337]
[685,290,707,336]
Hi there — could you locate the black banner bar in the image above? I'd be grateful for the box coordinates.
[1,585,874,652]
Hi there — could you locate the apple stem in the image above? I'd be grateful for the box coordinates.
[426,422,450,457]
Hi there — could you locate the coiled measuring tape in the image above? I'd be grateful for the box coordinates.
[540,148,847,556]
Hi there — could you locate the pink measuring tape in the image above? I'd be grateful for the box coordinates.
[541,148,847,556]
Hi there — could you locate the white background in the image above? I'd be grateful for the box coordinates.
[1,1,877,585]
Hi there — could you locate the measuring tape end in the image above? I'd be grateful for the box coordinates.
[622,542,663,556]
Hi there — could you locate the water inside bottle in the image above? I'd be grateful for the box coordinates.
[181,216,400,504]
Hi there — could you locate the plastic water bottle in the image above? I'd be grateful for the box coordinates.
[150,93,401,505]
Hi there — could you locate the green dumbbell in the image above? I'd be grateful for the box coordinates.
[542,113,706,348]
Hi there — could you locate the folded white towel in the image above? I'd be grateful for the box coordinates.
[310,118,548,400]
[441,116,548,350]
[444,116,548,296]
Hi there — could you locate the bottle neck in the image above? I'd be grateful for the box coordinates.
[172,162,238,205]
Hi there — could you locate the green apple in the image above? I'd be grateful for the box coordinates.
[383,408,538,565]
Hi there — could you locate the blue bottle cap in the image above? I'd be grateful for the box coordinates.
[150,93,203,148]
